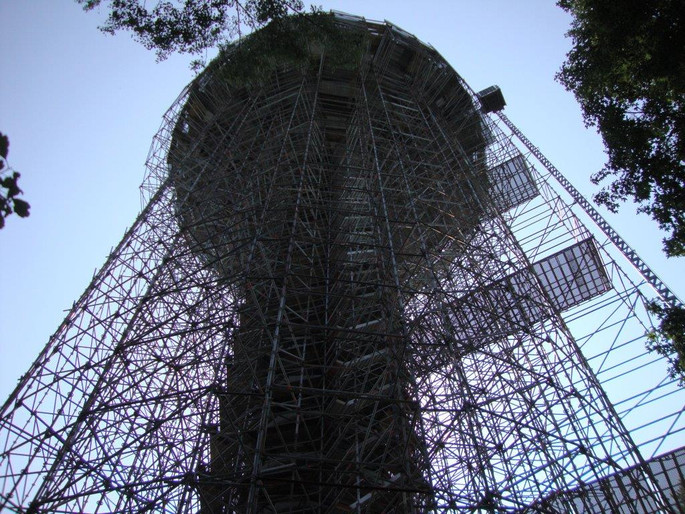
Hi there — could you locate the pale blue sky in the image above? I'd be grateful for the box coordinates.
[0,0,682,401]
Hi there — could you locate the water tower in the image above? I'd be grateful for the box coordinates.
[1,13,683,513]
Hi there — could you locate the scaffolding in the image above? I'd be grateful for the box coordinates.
[1,12,683,513]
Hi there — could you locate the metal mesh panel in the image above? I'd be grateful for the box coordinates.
[488,154,538,213]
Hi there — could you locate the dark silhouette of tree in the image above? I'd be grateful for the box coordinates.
[647,301,685,384]
[557,0,685,257]
[77,0,304,60]
[0,132,30,229]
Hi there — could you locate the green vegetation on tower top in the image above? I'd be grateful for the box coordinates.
[205,13,369,88]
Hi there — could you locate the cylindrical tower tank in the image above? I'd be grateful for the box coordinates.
[168,13,489,512]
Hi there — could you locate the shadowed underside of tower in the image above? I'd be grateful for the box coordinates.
[1,12,684,514]
[168,16,488,512]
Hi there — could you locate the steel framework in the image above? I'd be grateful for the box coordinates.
[1,12,684,513]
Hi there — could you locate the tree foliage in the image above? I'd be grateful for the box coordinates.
[208,12,367,88]
[77,0,304,60]
[647,301,685,384]
[557,0,685,256]
[0,132,30,229]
